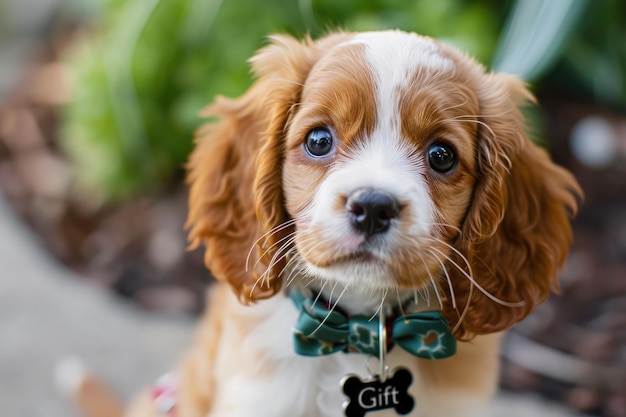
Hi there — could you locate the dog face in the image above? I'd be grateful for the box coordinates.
[282,32,478,292]
[186,31,581,339]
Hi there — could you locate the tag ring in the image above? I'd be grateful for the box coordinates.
[379,305,388,382]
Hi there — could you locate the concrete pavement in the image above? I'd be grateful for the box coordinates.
[0,195,193,417]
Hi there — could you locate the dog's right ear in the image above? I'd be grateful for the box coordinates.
[186,33,352,304]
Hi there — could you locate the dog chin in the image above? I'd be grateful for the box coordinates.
[302,258,398,292]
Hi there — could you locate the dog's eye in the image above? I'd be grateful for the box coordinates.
[304,127,333,157]
[428,143,457,173]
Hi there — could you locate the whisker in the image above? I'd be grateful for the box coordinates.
[249,235,297,297]
[419,287,430,306]
[281,235,329,290]
[249,270,275,299]
[420,262,443,307]
[251,231,297,274]
[327,280,338,307]
[414,285,427,306]
[303,275,319,288]
[329,283,349,314]
[452,281,473,334]
[429,246,525,308]
[428,249,457,311]
[246,219,296,272]
[310,280,328,310]
[423,237,473,281]
[395,287,407,318]
[254,218,296,251]
[428,274,443,308]
[264,235,297,276]
[282,250,304,288]
[310,283,349,335]
[369,288,389,322]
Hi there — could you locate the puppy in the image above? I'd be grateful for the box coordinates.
[70,30,581,417]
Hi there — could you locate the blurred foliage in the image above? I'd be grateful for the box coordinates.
[61,0,510,201]
[548,0,625,109]
[492,0,589,82]
[61,0,623,201]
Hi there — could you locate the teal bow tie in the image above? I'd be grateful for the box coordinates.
[289,289,456,359]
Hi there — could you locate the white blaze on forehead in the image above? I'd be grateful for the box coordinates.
[350,31,453,109]
[349,31,453,142]
[351,30,454,78]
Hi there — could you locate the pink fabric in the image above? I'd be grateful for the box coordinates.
[151,373,177,417]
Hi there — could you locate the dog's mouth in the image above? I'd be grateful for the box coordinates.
[290,215,405,272]
[301,237,390,269]
[333,248,383,265]
[298,244,398,285]
[291,228,443,292]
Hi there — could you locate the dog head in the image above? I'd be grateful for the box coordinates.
[186,30,581,339]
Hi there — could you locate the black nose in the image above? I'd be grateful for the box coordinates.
[346,188,400,236]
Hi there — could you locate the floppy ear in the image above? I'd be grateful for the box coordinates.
[186,33,352,303]
[443,73,582,340]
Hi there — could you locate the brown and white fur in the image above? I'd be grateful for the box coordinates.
[68,30,581,417]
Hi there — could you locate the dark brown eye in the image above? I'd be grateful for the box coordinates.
[304,127,333,157]
[428,143,456,173]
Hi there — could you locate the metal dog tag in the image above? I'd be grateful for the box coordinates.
[341,368,414,417]
[340,305,415,417]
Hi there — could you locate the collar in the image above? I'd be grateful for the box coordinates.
[289,288,456,359]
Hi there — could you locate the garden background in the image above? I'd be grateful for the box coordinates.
[0,0,624,416]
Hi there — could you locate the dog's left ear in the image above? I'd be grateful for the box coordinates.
[444,72,583,340]
[187,33,352,304]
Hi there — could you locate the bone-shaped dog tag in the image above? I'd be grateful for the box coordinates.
[340,305,414,416]
[341,368,414,417]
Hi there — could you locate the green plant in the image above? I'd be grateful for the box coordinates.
[61,0,508,200]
